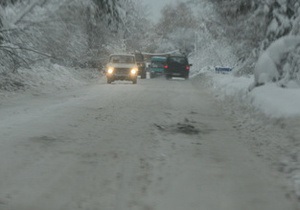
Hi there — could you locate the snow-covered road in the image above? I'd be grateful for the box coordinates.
[0,76,298,210]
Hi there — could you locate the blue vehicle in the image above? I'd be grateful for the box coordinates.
[215,66,232,73]
[149,56,167,78]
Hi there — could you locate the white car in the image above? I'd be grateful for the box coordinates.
[105,54,138,84]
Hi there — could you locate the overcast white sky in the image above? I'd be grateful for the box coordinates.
[140,0,175,23]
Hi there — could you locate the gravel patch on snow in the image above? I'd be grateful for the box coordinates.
[192,70,300,200]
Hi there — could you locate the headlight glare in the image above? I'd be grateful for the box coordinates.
[131,68,137,74]
[107,68,114,74]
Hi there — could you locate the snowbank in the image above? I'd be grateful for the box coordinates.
[251,35,300,90]
[0,60,99,97]
[251,83,300,118]
[196,69,300,200]
[202,71,300,118]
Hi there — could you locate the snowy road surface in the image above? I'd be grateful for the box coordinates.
[0,76,298,210]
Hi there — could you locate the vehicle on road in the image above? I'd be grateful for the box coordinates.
[164,55,192,80]
[105,54,138,84]
[149,56,167,78]
[134,52,146,79]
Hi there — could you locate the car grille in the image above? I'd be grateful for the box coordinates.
[115,68,130,74]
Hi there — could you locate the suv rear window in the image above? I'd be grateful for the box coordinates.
[169,57,187,64]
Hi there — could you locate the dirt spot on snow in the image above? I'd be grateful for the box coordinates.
[154,118,213,136]
[30,135,59,145]
[0,198,7,205]
[175,123,199,135]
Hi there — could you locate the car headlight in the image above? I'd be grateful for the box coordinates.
[107,68,114,74]
[131,68,138,75]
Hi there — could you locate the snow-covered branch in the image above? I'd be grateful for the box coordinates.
[13,0,48,25]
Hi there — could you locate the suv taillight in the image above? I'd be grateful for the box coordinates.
[186,66,190,71]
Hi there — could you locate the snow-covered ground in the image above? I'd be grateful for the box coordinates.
[0,57,300,206]
[205,71,300,118]
[0,73,298,209]
[191,68,300,200]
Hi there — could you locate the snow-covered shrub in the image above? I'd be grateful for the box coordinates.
[249,35,300,90]
[0,59,99,92]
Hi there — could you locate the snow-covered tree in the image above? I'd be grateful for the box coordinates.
[249,35,300,90]
[209,0,300,87]
[0,0,147,75]
[154,2,198,54]
[107,0,151,53]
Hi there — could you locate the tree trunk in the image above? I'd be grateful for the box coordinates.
[86,7,93,49]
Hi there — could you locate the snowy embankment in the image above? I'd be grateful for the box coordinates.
[193,69,300,199]
[0,60,99,98]
[209,72,300,118]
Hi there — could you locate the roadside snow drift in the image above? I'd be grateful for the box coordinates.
[196,70,300,201]
[0,60,99,95]
[251,35,300,90]
[206,72,300,118]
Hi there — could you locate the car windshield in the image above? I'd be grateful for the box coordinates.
[110,55,135,64]
[169,57,187,64]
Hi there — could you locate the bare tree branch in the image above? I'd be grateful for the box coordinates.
[0,27,20,33]
[14,0,48,25]
[0,45,53,58]
[0,48,31,72]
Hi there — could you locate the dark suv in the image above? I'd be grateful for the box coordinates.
[164,55,192,80]
[134,52,146,79]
